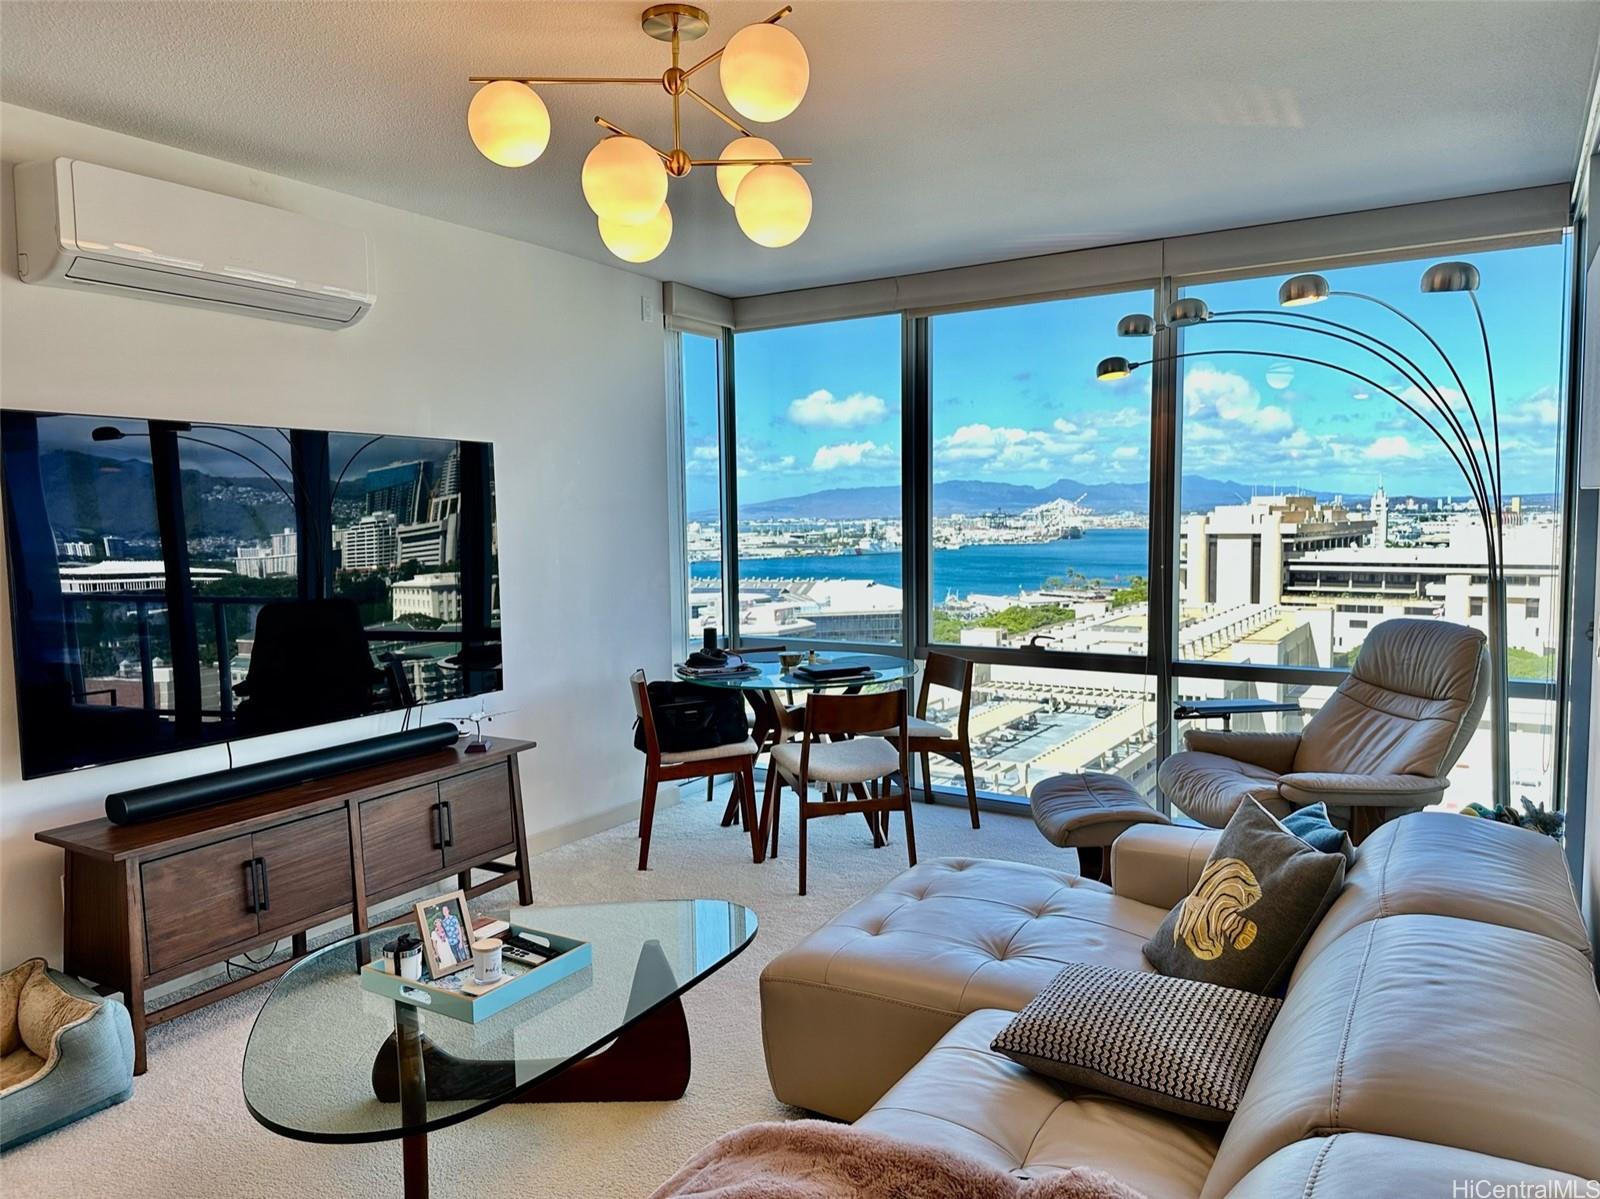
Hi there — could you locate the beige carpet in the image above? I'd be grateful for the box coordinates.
[1,793,1074,1199]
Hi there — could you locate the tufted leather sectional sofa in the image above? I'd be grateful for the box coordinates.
[759,812,1600,1197]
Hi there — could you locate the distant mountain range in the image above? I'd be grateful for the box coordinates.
[41,450,293,543]
[704,475,1342,521]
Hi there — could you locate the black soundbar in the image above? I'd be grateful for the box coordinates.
[105,722,463,825]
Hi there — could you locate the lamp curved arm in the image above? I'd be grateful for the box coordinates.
[1329,289,1498,523]
[190,424,293,478]
[1202,316,1495,522]
[1216,308,1489,502]
[1467,292,1504,522]
[1127,348,1495,538]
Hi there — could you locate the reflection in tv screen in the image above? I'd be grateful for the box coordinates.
[0,411,502,778]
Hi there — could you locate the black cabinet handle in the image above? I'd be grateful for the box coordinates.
[431,802,443,850]
[244,858,258,914]
[441,800,454,848]
[256,857,270,912]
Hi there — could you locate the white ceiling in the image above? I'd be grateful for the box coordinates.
[3,1,1596,298]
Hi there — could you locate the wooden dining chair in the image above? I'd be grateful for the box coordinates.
[761,689,914,896]
[883,651,980,829]
[631,670,761,871]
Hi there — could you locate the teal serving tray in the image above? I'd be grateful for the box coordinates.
[359,924,592,1023]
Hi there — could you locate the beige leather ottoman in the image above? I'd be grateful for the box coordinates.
[1028,772,1169,881]
[759,857,1167,1120]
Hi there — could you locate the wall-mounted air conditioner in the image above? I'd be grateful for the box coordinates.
[13,158,374,329]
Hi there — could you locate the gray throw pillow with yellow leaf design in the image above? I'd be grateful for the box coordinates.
[1143,799,1345,994]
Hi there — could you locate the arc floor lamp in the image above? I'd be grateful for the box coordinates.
[1096,261,1515,806]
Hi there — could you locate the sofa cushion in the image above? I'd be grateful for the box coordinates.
[760,857,1168,1120]
[1144,801,1344,995]
[1202,914,1600,1197]
[1226,1133,1600,1199]
[857,1010,1222,1199]
[991,962,1280,1122]
[1290,810,1591,986]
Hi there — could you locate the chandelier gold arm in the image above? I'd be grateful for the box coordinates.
[593,116,673,164]
[690,157,811,167]
[681,4,793,79]
[468,76,659,86]
[684,86,752,136]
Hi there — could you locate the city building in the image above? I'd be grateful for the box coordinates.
[390,571,463,622]
[233,527,298,578]
[363,460,434,524]
[337,511,399,571]
[396,512,459,568]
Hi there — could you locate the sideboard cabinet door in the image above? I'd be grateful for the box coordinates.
[440,765,516,868]
[252,809,355,937]
[141,834,260,974]
[359,784,446,899]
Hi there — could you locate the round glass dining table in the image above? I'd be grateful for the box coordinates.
[679,651,918,693]
[678,650,919,766]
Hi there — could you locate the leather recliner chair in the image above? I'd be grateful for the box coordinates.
[1158,618,1490,840]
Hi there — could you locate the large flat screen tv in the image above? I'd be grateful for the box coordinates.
[1,411,501,779]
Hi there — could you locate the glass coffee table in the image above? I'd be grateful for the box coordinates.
[243,899,757,1198]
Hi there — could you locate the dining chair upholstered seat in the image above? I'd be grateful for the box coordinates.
[772,737,900,785]
[663,737,759,765]
[867,716,952,741]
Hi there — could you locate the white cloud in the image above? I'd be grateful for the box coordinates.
[811,440,897,471]
[933,420,1112,475]
[1184,364,1294,434]
[691,444,719,461]
[1111,446,1140,461]
[787,389,889,428]
[1364,434,1423,460]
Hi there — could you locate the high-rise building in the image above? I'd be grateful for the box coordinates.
[1370,482,1389,548]
[363,461,434,524]
[339,512,400,571]
[234,527,298,578]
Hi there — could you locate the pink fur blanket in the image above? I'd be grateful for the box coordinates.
[649,1120,1148,1199]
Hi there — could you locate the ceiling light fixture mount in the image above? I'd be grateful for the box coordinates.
[466,4,813,262]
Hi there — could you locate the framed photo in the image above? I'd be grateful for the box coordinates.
[414,890,475,978]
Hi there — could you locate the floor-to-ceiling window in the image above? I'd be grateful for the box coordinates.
[921,287,1160,799]
[928,288,1155,654]
[732,314,905,646]
[1172,241,1571,811]
[681,331,725,652]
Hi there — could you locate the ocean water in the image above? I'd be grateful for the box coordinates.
[691,528,1148,602]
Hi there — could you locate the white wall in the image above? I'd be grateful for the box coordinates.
[0,105,676,966]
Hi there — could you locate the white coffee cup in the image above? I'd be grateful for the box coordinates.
[472,938,503,984]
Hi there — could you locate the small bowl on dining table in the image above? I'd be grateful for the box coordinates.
[779,652,804,672]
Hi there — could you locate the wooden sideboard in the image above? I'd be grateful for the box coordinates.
[36,738,534,1073]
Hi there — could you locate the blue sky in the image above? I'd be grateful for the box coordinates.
[685,241,1569,514]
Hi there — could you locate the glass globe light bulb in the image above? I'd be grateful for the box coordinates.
[716,137,782,206]
[598,204,672,264]
[720,23,810,123]
[734,164,812,248]
[467,82,551,168]
[582,136,668,226]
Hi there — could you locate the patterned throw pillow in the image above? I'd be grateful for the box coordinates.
[991,961,1281,1121]
[1143,799,1346,994]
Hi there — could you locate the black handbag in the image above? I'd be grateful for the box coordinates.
[633,681,748,753]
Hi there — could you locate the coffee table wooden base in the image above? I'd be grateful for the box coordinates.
[371,940,693,1198]
[371,993,691,1106]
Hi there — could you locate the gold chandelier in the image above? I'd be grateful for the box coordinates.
[466,4,813,263]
